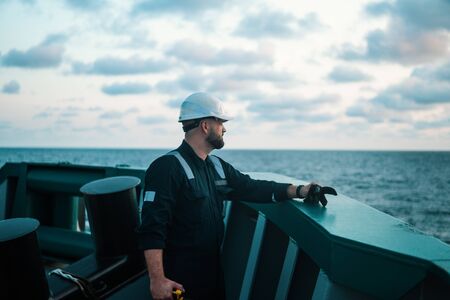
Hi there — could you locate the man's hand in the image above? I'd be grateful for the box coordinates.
[144,249,184,300]
[288,183,337,206]
[150,276,184,300]
[303,184,337,206]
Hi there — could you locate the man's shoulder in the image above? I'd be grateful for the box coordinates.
[146,153,181,172]
[209,154,234,170]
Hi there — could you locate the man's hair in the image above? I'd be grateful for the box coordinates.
[182,119,201,133]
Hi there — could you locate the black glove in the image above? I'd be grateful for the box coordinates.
[304,184,337,207]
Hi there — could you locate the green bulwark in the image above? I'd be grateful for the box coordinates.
[223,173,450,299]
[1,163,449,299]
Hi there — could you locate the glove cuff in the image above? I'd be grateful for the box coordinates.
[296,185,304,198]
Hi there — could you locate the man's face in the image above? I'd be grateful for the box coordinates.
[205,118,226,149]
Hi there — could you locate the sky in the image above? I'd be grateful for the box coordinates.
[0,0,449,150]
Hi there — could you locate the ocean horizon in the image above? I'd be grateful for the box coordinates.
[1,147,449,245]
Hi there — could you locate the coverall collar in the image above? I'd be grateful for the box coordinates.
[179,140,210,167]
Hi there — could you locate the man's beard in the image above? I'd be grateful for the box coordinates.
[206,131,225,149]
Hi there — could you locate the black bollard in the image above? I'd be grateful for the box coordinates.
[0,218,49,300]
[80,176,141,258]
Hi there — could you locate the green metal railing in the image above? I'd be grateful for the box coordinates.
[0,162,145,261]
[1,163,449,299]
[222,172,450,299]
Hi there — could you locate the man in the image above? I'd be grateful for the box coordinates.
[138,92,316,300]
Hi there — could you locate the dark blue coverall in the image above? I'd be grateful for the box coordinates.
[138,141,290,299]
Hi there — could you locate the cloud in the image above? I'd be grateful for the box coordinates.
[327,66,372,83]
[366,0,450,31]
[137,115,167,125]
[371,62,450,111]
[156,67,296,95]
[71,56,172,75]
[57,106,92,119]
[415,118,450,130]
[99,111,126,119]
[2,80,20,94]
[64,0,105,11]
[338,0,450,65]
[1,34,67,68]
[365,2,393,16]
[338,27,449,65]
[41,34,68,45]
[99,107,138,119]
[373,80,450,109]
[33,111,52,119]
[235,10,297,38]
[208,68,296,92]
[158,70,254,93]
[0,121,11,129]
[131,0,226,16]
[347,80,450,123]
[345,104,385,123]
[121,34,156,49]
[235,10,325,38]
[347,60,450,125]
[298,12,327,32]
[231,68,295,83]
[60,110,79,118]
[412,61,450,82]
[166,40,273,66]
[0,0,36,5]
[246,93,338,122]
[208,77,255,93]
[166,97,184,109]
[102,82,151,95]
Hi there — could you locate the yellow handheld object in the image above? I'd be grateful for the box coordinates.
[172,289,184,300]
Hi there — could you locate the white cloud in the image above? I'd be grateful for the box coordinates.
[338,27,449,65]
[0,120,11,129]
[71,56,172,75]
[1,0,449,149]
[131,0,227,16]
[64,0,106,11]
[246,92,339,122]
[328,66,372,83]
[338,0,450,65]
[155,65,297,96]
[102,82,151,95]
[1,33,67,68]
[166,40,274,66]
[2,80,20,94]
[137,115,167,125]
[234,10,326,39]
[347,60,450,130]
[412,61,450,82]
[366,0,450,31]
[99,107,138,119]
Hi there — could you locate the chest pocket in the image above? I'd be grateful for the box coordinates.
[208,155,232,195]
[214,179,233,195]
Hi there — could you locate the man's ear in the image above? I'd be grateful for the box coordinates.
[200,119,209,134]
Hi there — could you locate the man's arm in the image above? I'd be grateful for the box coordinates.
[144,249,183,300]
[219,157,313,202]
[137,157,184,299]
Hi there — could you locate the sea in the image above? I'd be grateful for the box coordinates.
[1,148,449,244]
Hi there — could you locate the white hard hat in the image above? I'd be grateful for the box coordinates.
[178,92,232,122]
